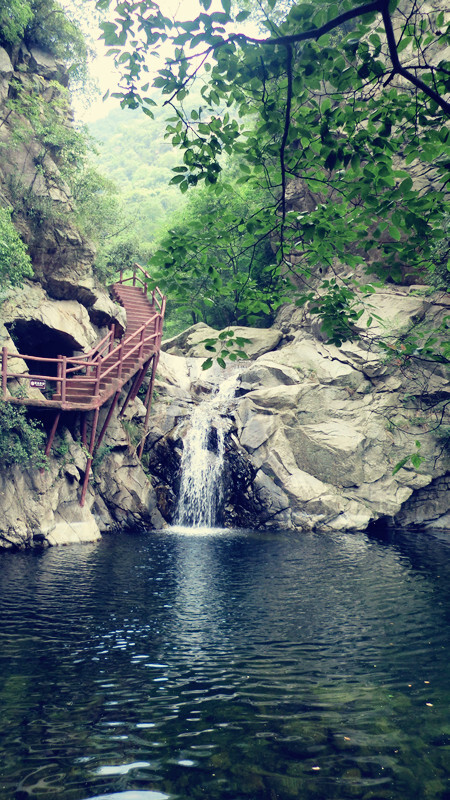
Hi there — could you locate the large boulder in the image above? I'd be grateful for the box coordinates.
[162,323,282,359]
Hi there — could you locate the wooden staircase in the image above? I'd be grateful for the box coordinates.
[1,264,166,505]
[50,283,160,407]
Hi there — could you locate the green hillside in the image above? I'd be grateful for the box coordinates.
[88,105,186,250]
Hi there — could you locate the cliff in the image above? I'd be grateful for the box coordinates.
[0,43,164,548]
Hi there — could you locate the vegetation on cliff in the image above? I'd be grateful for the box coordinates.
[0,0,90,86]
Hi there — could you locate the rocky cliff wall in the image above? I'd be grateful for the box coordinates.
[0,43,165,549]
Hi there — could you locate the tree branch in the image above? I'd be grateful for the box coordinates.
[280,44,293,237]
[238,0,382,47]
[381,2,450,114]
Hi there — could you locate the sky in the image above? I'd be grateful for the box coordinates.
[73,0,227,124]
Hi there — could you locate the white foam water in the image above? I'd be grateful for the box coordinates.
[174,374,237,529]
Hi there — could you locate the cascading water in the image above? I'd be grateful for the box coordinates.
[174,374,237,529]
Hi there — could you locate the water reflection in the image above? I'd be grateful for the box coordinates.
[1,528,450,800]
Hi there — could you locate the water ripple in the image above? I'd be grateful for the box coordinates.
[1,529,450,799]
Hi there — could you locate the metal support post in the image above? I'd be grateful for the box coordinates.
[94,391,120,455]
[45,411,61,457]
[80,407,99,507]
[137,353,159,460]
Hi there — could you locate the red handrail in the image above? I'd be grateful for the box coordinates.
[1,274,165,408]
[117,263,164,312]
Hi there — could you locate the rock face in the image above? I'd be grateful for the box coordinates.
[0,397,165,550]
[146,286,449,533]
[0,43,116,311]
[0,41,158,549]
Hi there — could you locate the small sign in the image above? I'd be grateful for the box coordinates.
[30,379,46,389]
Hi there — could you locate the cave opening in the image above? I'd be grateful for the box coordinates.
[5,320,81,378]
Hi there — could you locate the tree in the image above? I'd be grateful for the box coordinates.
[95,0,449,326]
[152,163,286,332]
[94,0,449,466]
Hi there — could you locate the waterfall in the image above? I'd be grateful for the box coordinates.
[174,374,237,529]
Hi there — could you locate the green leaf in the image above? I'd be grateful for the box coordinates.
[389,226,402,241]
[392,456,410,475]
[202,358,213,370]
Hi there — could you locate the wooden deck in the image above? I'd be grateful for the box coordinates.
[1,265,166,504]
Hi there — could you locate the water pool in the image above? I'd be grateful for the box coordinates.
[1,527,450,800]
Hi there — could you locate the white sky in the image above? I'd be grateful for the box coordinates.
[73,0,227,124]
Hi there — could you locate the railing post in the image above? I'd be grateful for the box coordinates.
[94,359,101,397]
[61,356,67,403]
[119,269,123,284]
[117,341,123,381]
[2,347,7,400]
[132,269,136,287]
[139,327,144,359]
[138,352,160,460]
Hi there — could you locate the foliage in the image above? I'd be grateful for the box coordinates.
[92,443,114,468]
[201,330,251,370]
[0,402,47,470]
[96,0,449,344]
[70,163,141,277]
[121,418,142,449]
[93,237,148,284]
[0,0,33,46]
[0,207,33,288]
[88,106,190,251]
[392,441,425,475]
[295,278,385,346]
[151,167,287,329]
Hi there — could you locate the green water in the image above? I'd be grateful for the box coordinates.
[1,526,450,800]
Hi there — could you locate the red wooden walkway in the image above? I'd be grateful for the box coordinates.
[1,265,166,504]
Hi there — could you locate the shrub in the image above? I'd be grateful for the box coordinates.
[0,402,47,470]
[0,207,33,288]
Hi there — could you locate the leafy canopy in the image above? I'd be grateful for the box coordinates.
[96,0,449,354]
